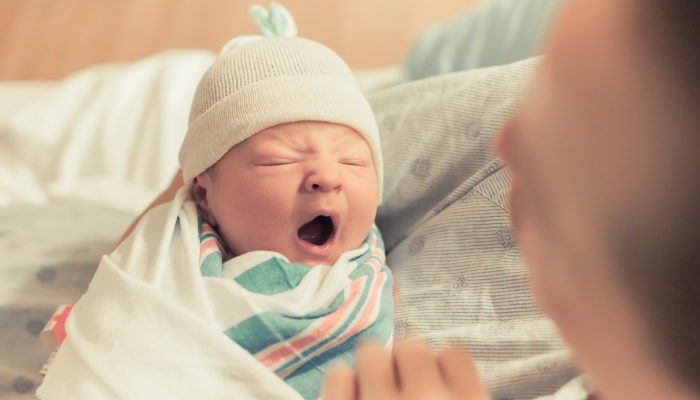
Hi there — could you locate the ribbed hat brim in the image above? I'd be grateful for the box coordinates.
[179,73,383,202]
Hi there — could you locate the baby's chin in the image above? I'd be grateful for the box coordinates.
[283,243,349,267]
[288,256,339,267]
[285,241,363,266]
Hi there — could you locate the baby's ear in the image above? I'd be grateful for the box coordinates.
[192,173,218,227]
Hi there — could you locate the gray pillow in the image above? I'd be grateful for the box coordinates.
[371,57,578,400]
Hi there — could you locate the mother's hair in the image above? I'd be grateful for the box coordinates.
[614,0,700,391]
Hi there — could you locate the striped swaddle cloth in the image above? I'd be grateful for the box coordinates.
[197,213,394,400]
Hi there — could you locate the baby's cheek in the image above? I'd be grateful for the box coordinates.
[348,203,376,247]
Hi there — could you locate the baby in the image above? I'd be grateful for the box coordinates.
[180,33,394,398]
[37,11,393,400]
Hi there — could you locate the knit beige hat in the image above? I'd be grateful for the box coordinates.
[178,35,383,201]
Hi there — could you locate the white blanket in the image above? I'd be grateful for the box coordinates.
[36,188,304,400]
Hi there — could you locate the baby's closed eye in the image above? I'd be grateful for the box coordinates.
[251,151,301,166]
[254,158,299,166]
[339,159,368,167]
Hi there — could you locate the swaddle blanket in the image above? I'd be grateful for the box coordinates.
[37,187,393,400]
[198,213,393,399]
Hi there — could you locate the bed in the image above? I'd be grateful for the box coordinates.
[0,0,575,399]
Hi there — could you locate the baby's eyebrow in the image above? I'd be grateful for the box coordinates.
[250,144,296,155]
[259,133,302,149]
[334,135,369,151]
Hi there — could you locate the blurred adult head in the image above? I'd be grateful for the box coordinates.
[496,0,700,398]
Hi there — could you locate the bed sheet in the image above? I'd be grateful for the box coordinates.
[0,203,133,399]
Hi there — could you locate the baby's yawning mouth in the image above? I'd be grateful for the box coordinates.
[298,215,334,246]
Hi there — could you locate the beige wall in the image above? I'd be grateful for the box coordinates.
[0,0,481,80]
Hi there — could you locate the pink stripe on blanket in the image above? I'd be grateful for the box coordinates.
[199,238,220,260]
[201,224,217,235]
[336,269,386,343]
[275,266,387,377]
[259,278,363,368]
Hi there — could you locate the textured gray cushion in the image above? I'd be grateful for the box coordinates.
[371,57,577,400]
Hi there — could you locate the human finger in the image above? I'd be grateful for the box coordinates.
[435,348,489,399]
[322,363,357,400]
[392,340,444,395]
[354,340,398,399]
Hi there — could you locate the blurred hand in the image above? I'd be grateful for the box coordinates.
[322,340,490,400]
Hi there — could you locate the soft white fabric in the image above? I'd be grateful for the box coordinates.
[36,187,304,400]
[179,36,384,201]
[533,376,593,400]
[0,50,216,212]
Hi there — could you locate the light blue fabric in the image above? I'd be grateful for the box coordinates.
[402,0,566,82]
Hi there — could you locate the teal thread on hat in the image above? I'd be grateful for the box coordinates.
[250,2,298,37]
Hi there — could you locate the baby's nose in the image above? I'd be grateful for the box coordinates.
[304,163,342,193]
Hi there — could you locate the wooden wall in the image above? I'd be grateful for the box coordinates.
[0,0,481,80]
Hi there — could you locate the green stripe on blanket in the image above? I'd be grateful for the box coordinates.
[235,259,311,295]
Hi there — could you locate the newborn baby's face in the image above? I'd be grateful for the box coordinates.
[193,121,378,266]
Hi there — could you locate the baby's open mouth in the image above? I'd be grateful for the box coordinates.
[298,215,334,246]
